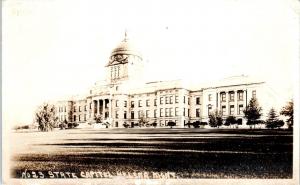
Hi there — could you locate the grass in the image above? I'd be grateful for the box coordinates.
[10,128,293,179]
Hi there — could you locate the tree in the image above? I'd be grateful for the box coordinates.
[266,108,284,129]
[243,98,262,128]
[35,103,59,132]
[280,100,293,129]
[209,110,223,128]
[167,121,176,128]
[225,116,237,128]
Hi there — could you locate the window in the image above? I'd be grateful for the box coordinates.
[188,98,190,105]
[154,109,157,118]
[117,66,120,78]
[124,101,127,107]
[229,92,234,102]
[160,108,163,117]
[74,115,76,121]
[183,108,186,116]
[222,106,226,115]
[165,108,168,117]
[208,94,212,101]
[74,106,76,112]
[131,101,134,108]
[208,105,212,116]
[115,100,119,107]
[238,105,243,115]
[196,109,200,117]
[169,96,173,104]
[84,114,86,121]
[196,97,200,105]
[116,111,119,119]
[160,120,163,126]
[165,96,169,104]
[252,90,256,98]
[64,106,66,112]
[84,105,87,111]
[79,115,81,121]
[175,96,179,103]
[238,91,244,101]
[188,109,190,117]
[138,100,142,107]
[221,93,226,102]
[160,97,163,104]
[169,108,173,117]
[138,111,142,118]
[124,111,127,119]
[230,105,234,115]
[154,99,157,106]
[146,110,149,118]
[110,67,113,79]
[90,103,92,109]
[183,96,186,103]
[146,99,150,107]
[64,115,67,121]
[175,107,179,116]
[131,111,134,119]
[79,106,81,112]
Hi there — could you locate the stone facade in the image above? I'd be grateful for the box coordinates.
[55,33,272,128]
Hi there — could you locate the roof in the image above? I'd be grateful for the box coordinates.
[107,33,142,66]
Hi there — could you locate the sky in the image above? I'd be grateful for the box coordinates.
[3,0,299,126]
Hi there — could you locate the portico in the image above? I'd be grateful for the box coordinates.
[91,97,113,123]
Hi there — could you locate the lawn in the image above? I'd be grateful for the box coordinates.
[10,128,293,179]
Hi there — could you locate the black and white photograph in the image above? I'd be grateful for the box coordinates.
[2,0,299,184]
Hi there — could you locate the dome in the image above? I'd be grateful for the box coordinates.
[110,32,142,59]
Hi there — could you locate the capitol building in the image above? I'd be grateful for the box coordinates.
[55,32,275,128]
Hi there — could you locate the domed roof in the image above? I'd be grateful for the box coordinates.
[110,32,142,58]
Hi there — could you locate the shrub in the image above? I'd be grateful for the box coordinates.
[266,120,284,129]
[225,116,236,126]
[152,122,157,128]
[123,123,130,128]
[67,122,79,129]
[167,121,176,128]
[59,123,67,130]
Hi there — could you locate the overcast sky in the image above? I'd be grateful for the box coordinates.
[3,0,299,126]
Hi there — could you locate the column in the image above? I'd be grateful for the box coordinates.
[235,90,238,115]
[98,99,101,115]
[226,91,229,114]
[102,99,105,119]
[91,100,95,121]
[109,99,112,119]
